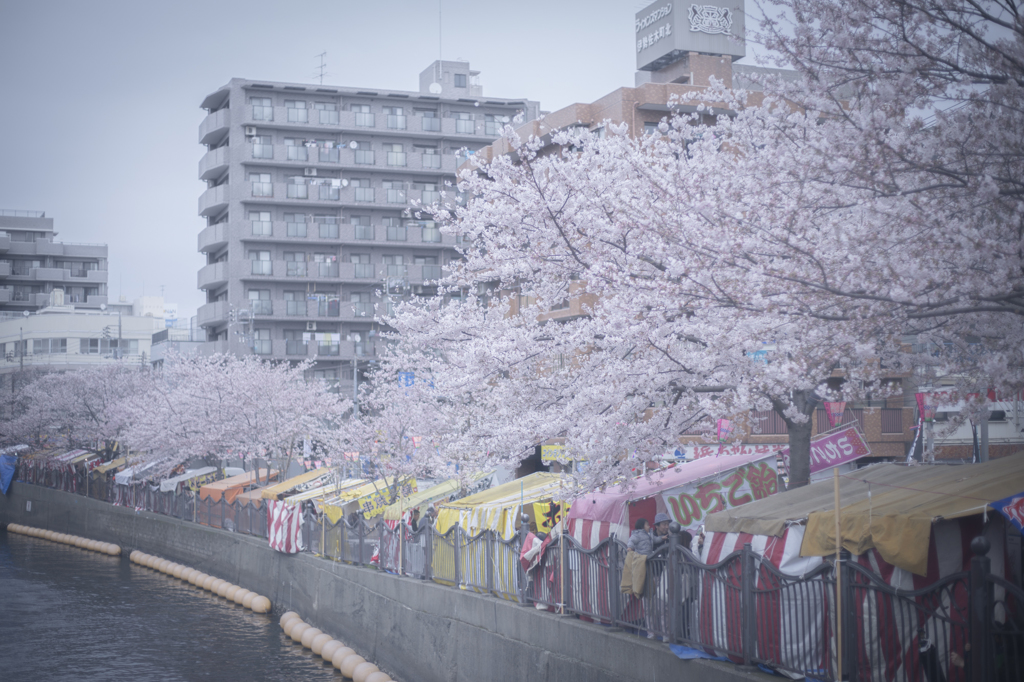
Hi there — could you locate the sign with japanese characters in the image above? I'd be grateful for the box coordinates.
[778,424,871,475]
[663,458,779,532]
[681,443,787,460]
[635,0,745,70]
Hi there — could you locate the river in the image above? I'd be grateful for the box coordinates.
[0,529,341,681]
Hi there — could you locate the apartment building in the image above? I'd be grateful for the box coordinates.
[196,60,540,390]
[0,210,108,312]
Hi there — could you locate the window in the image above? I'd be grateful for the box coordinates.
[315,101,338,125]
[354,145,375,165]
[285,138,308,161]
[250,173,272,197]
[249,211,272,236]
[249,250,272,275]
[32,338,67,354]
[349,330,371,356]
[253,329,272,354]
[351,215,373,240]
[415,255,441,281]
[252,134,273,159]
[285,213,307,237]
[384,143,406,166]
[351,104,374,127]
[284,251,306,276]
[310,293,340,317]
[319,181,340,201]
[385,106,406,129]
[419,220,441,242]
[418,109,440,132]
[319,143,340,163]
[285,100,307,123]
[384,216,406,241]
[485,114,501,136]
[351,253,373,278]
[315,215,339,238]
[454,73,467,88]
[57,260,98,278]
[453,111,474,134]
[287,177,308,199]
[644,122,660,136]
[81,338,100,354]
[251,97,273,121]
[284,329,306,355]
[352,178,373,202]
[351,292,372,317]
[383,254,406,278]
[383,180,406,204]
[284,291,305,316]
[419,145,441,168]
[419,183,440,205]
[313,252,338,277]
[248,289,272,315]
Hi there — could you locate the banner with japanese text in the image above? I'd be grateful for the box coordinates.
[663,458,780,533]
[778,424,871,476]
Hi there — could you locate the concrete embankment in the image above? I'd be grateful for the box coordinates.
[1,483,773,682]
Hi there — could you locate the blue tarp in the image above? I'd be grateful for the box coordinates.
[668,644,729,662]
[1,453,17,495]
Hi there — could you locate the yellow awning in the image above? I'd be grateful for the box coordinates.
[93,457,126,474]
[285,478,366,504]
[321,477,416,524]
[260,468,332,500]
[707,453,1024,576]
[382,472,493,521]
[435,472,562,540]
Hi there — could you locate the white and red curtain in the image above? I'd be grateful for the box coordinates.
[268,500,304,554]
[700,516,1008,679]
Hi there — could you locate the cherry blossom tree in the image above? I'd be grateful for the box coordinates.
[1,364,149,449]
[366,0,1023,489]
[122,352,352,476]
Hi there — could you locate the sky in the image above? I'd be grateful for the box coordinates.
[0,0,719,318]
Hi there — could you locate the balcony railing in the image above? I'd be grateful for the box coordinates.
[286,262,307,277]
[252,182,273,197]
[387,226,407,241]
[286,223,307,237]
[422,226,442,242]
[386,189,406,204]
[287,185,308,199]
[387,152,407,167]
[251,221,272,236]
[319,110,339,125]
[881,408,904,434]
[354,112,375,127]
[251,300,272,315]
[354,226,373,240]
[355,150,375,165]
[251,105,273,121]
[386,115,407,129]
[286,301,304,316]
[422,154,441,168]
[354,302,373,317]
[252,144,273,159]
[318,224,339,239]
[455,119,474,134]
[314,263,339,277]
[421,265,442,281]
[253,339,272,354]
[319,148,339,163]
[287,108,308,123]
[286,340,306,355]
[421,191,440,205]
[386,264,407,279]
[250,260,272,275]
[319,186,340,201]
[421,117,440,132]
[286,146,308,161]
[355,188,374,202]
[354,263,374,279]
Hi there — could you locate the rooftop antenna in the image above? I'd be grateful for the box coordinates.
[429,1,443,95]
[315,51,327,84]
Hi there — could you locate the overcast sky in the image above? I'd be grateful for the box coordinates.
[0,0,723,318]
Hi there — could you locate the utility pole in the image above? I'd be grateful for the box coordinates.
[117,309,122,360]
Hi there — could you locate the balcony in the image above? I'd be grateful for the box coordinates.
[386,115,407,130]
[199,108,230,145]
[0,262,9,277]
[31,267,66,282]
[197,261,228,289]
[354,112,375,127]
[251,300,273,316]
[420,116,441,132]
[312,262,339,278]
[0,288,9,303]
[0,232,11,252]
[250,260,273,276]
[198,223,228,253]
[198,185,228,217]
[198,146,229,181]
[197,300,230,327]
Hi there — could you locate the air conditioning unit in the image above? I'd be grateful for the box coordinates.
[244,126,257,137]
[304,168,317,177]
[306,321,317,331]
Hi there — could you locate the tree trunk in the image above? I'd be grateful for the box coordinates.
[772,389,820,489]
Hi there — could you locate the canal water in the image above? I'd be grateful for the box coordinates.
[0,530,341,681]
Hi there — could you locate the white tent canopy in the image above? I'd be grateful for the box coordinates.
[158,466,218,493]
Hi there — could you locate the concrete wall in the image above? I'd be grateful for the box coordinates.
[1,483,772,682]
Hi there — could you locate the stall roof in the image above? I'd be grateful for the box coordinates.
[114,461,160,485]
[70,451,99,464]
[158,466,218,493]
[382,472,493,521]
[707,453,1024,576]
[200,468,278,503]
[286,478,365,504]
[233,487,266,508]
[569,452,777,525]
[94,457,126,474]
[436,472,562,539]
[55,449,90,463]
[260,468,331,500]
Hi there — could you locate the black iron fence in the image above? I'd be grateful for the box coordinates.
[14,466,1022,681]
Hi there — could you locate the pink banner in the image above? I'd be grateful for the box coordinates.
[779,424,871,474]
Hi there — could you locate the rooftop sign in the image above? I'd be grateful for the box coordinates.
[635,0,746,71]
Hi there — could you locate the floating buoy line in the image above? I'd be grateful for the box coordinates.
[127,549,271,614]
[7,523,122,556]
[279,610,394,682]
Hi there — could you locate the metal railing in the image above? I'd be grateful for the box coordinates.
[14,465,1022,681]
